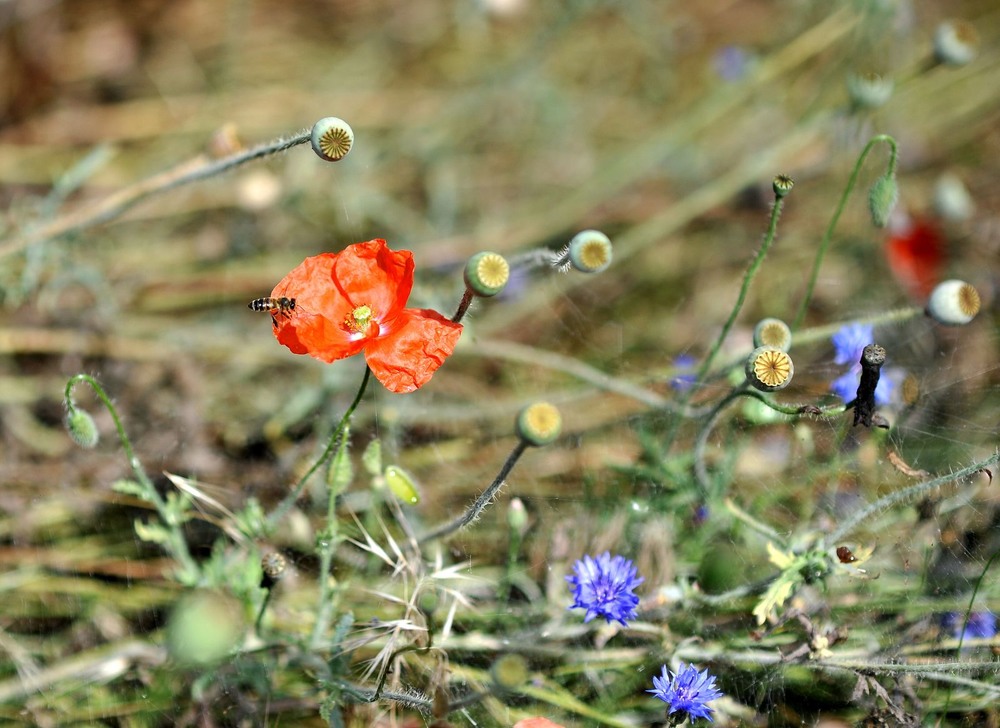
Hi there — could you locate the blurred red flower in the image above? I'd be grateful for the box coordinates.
[885,215,945,299]
[271,239,462,393]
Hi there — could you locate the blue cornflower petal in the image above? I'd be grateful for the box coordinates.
[566,552,643,626]
[831,323,874,366]
[647,662,724,723]
[944,610,997,641]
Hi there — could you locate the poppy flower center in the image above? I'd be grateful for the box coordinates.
[344,304,378,337]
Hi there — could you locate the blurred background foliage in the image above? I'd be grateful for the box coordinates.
[1,0,999,725]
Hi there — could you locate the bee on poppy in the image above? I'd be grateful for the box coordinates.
[249,296,296,326]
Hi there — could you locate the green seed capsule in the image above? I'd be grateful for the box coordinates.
[752,317,792,351]
[464,252,510,297]
[516,402,562,446]
[310,117,354,161]
[745,346,794,392]
[567,230,613,273]
[385,465,420,505]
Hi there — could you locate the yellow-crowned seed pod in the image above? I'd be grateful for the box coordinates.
[310,117,354,161]
[926,279,980,326]
[746,346,794,392]
[753,317,792,351]
[464,252,510,297]
[846,72,894,110]
[516,402,562,447]
[567,230,613,274]
[934,20,979,66]
[385,465,420,505]
[772,174,794,199]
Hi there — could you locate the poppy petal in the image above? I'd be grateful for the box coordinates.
[331,239,414,321]
[271,253,362,361]
[363,309,462,393]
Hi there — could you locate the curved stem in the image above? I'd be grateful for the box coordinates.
[418,440,529,545]
[791,134,898,329]
[267,366,372,530]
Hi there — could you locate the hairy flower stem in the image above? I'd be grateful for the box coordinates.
[418,440,529,545]
[267,366,372,531]
[0,129,312,259]
[824,450,1000,546]
[64,374,198,578]
[792,134,899,329]
[452,288,475,323]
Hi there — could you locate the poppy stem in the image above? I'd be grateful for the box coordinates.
[267,366,372,530]
[452,288,475,323]
[417,440,530,545]
[791,134,899,329]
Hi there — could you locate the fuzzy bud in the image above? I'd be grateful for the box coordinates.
[384,465,420,505]
[868,174,898,228]
[926,280,980,326]
[934,20,979,67]
[310,117,354,162]
[515,402,562,447]
[846,72,893,110]
[464,251,510,297]
[491,653,529,692]
[66,409,99,449]
[745,346,794,392]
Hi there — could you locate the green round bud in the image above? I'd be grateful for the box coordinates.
[772,174,794,198]
[464,252,510,297]
[66,409,99,449]
[752,317,792,351]
[384,465,420,505]
[507,497,528,535]
[491,653,529,692]
[310,117,354,161]
[515,402,562,447]
[868,174,898,228]
[745,346,794,392]
[166,590,244,665]
[567,230,613,274]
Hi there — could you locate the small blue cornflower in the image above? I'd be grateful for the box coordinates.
[648,662,724,723]
[566,552,643,626]
[830,323,892,405]
[943,610,997,642]
[670,354,698,391]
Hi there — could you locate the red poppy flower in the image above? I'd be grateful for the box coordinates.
[270,239,462,394]
[885,214,946,300]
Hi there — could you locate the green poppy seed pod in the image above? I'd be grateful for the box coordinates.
[516,402,562,446]
[260,551,287,590]
[491,653,529,692]
[745,346,794,392]
[846,72,893,110]
[926,279,980,325]
[772,174,794,199]
[464,251,510,297]
[753,317,792,351]
[384,465,420,505]
[567,230,613,274]
[166,590,244,665]
[66,409,99,449]
[310,117,354,161]
[868,174,898,228]
[934,20,978,66]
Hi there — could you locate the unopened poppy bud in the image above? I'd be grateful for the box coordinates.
[926,279,980,325]
[491,653,529,692]
[846,72,893,110]
[933,173,975,221]
[384,465,420,505]
[260,551,287,590]
[310,117,354,161]
[167,590,243,665]
[508,497,528,535]
[746,346,794,392]
[464,252,510,297]
[934,20,978,66]
[66,409,99,449]
[753,318,792,351]
[567,230,613,274]
[772,174,794,199]
[516,402,561,446]
[868,174,898,228]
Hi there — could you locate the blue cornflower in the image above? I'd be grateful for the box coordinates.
[944,610,997,641]
[830,323,892,405]
[566,552,643,626]
[648,663,723,723]
[670,354,698,391]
